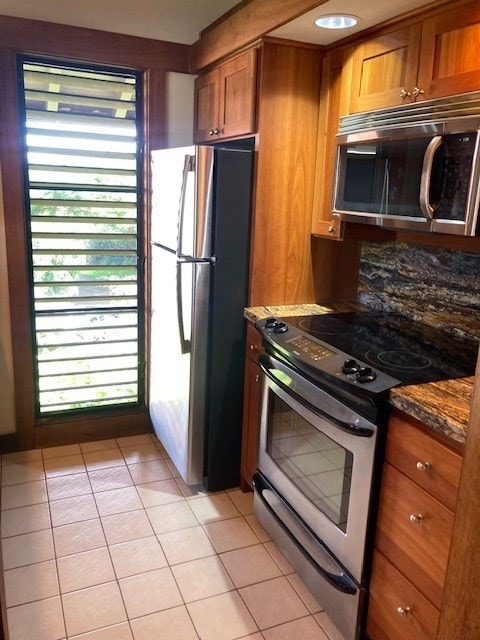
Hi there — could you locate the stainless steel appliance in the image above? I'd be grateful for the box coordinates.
[253,312,477,640]
[333,91,480,235]
[149,141,254,490]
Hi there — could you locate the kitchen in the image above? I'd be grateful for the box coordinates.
[1,0,480,638]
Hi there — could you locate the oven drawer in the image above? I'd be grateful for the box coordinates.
[386,413,462,512]
[367,550,439,640]
[375,462,454,610]
[253,472,363,640]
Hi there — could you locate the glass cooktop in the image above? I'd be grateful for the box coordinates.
[279,311,478,386]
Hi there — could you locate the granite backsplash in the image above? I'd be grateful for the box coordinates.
[357,241,480,345]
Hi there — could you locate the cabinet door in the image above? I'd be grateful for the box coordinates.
[417,1,480,100]
[193,67,220,143]
[349,24,422,112]
[375,463,454,610]
[240,355,261,490]
[312,48,353,239]
[219,49,257,139]
[367,551,440,640]
[386,412,462,512]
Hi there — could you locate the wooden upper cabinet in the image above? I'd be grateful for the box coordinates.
[417,0,480,100]
[349,0,480,114]
[349,24,422,113]
[312,47,353,239]
[194,48,257,143]
[194,67,221,142]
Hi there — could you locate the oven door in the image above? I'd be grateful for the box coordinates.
[257,353,378,583]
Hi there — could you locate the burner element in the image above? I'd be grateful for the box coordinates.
[366,349,431,371]
[298,316,360,337]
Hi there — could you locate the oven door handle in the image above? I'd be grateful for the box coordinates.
[259,355,374,438]
[253,473,358,595]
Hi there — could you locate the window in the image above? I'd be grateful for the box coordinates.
[20,59,144,416]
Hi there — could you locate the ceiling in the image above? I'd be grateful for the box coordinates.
[269,0,434,45]
[0,0,241,44]
[0,0,435,45]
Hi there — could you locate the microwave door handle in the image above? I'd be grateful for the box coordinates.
[259,355,374,438]
[420,135,442,219]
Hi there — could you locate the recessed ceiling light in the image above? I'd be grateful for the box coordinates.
[314,14,359,29]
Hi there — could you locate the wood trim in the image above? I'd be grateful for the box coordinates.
[0,15,189,72]
[0,433,19,454]
[394,231,480,253]
[0,49,36,451]
[437,352,480,639]
[200,0,255,37]
[189,0,330,72]
[34,410,152,448]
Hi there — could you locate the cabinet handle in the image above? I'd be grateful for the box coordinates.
[249,344,257,350]
[400,88,411,99]
[328,226,336,234]
[409,513,424,524]
[397,606,412,618]
[209,129,215,136]
[255,374,259,382]
[413,86,425,98]
[416,461,431,472]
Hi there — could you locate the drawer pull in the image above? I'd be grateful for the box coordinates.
[416,461,431,472]
[409,513,424,524]
[249,344,257,350]
[397,606,412,618]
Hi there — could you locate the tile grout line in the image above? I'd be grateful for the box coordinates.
[1,442,341,640]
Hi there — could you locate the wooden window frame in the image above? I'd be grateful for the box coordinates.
[0,15,189,449]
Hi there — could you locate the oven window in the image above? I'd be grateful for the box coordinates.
[267,395,353,533]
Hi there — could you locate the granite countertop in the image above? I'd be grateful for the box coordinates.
[245,304,474,447]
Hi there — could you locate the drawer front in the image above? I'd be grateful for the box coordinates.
[386,413,462,511]
[376,462,454,610]
[245,323,262,362]
[367,551,439,640]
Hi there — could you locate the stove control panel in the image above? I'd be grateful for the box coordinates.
[341,359,377,383]
[288,335,334,362]
[256,317,399,394]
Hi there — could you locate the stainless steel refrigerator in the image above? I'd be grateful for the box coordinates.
[149,142,254,490]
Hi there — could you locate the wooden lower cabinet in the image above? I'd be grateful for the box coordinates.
[375,463,454,610]
[239,324,263,490]
[366,411,462,640]
[367,551,440,640]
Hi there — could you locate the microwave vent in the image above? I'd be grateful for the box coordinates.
[338,90,480,136]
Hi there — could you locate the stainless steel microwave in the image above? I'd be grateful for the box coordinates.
[333,92,480,236]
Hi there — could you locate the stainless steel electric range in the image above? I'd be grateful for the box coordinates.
[253,310,477,640]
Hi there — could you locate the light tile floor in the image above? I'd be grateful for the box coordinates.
[0,434,346,640]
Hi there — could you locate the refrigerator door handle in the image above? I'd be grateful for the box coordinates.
[177,154,195,258]
[176,261,191,355]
